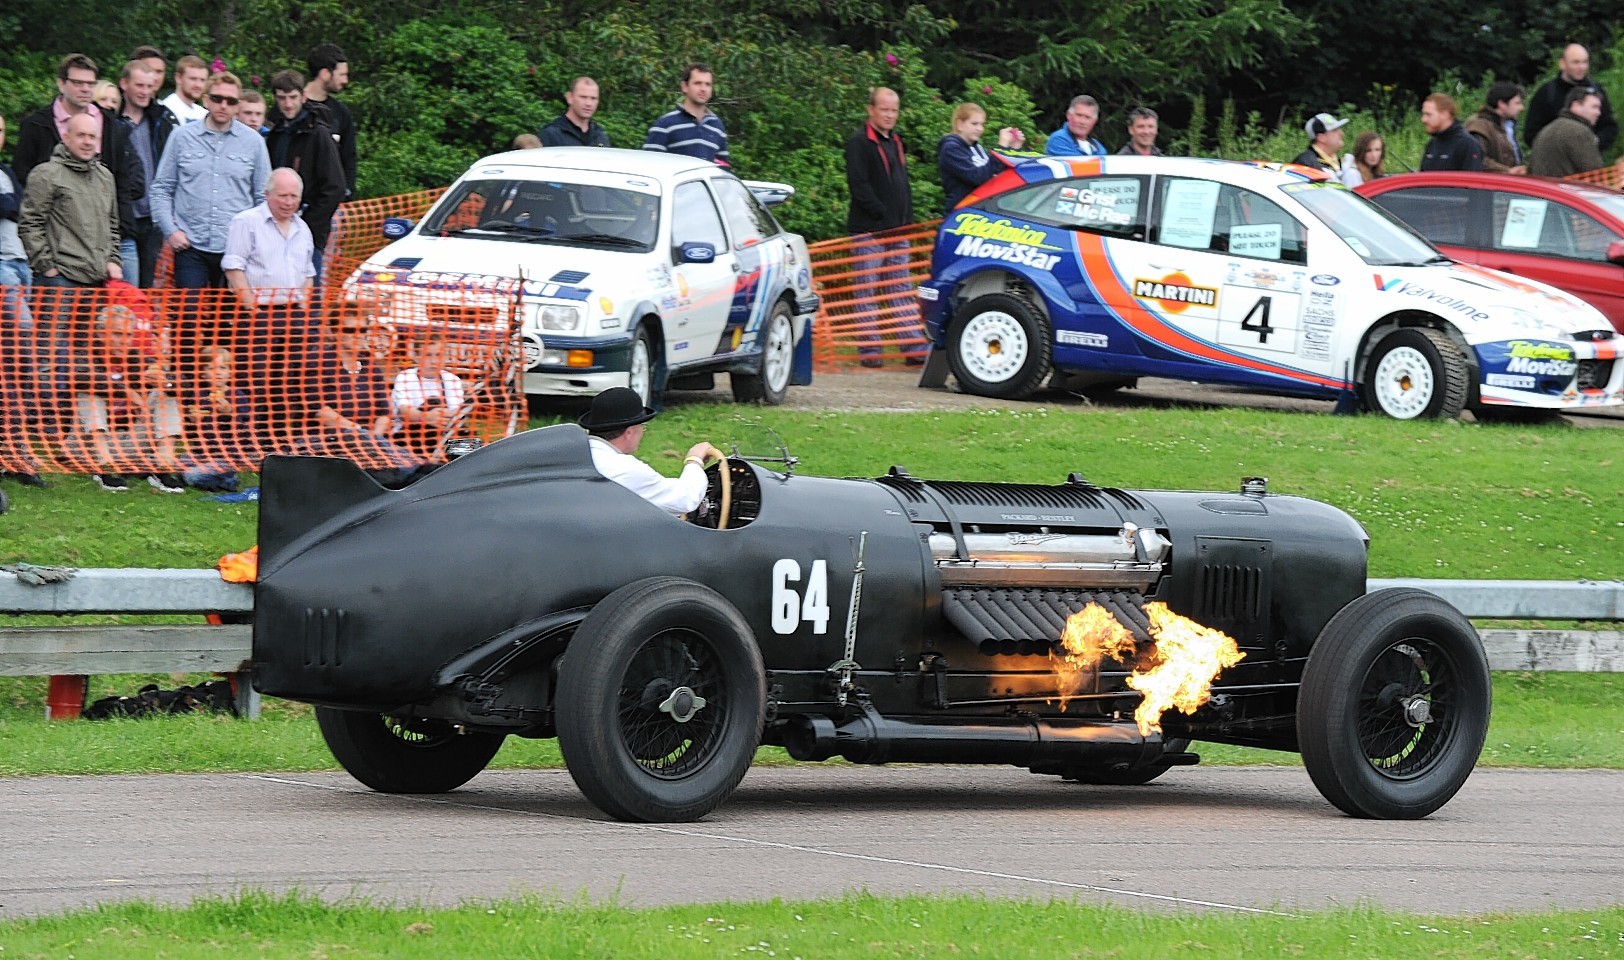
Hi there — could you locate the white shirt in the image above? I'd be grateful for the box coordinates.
[391,367,465,413]
[588,435,707,515]
[221,202,315,304]
[161,92,207,125]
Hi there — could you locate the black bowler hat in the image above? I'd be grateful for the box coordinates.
[579,386,657,432]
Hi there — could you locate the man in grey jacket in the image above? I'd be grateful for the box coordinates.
[18,113,121,289]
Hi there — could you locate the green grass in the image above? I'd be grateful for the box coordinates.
[5,404,1616,580]
[2,891,1622,958]
[2,671,1622,775]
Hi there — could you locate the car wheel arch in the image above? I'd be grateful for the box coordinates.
[1353,312,1475,384]
[950,270,1055,323]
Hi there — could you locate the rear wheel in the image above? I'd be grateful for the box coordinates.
[316,708,505,793]
[556,577,765,822]
[1297,588,1491,819]
[947,293,1053,399]
[732,300,794,404]
[1362,328,1467,419]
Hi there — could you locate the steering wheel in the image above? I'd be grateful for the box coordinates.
[688,458,732,529]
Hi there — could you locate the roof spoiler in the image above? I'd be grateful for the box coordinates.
[743,180,796,207]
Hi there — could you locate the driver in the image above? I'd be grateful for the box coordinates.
[581,387,724,514]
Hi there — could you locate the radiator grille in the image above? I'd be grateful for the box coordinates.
[1578,359,1613,391]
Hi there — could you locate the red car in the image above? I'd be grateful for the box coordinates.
[1356,172,1624,333]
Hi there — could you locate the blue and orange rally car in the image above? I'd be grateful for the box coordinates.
[917,156,1622,420]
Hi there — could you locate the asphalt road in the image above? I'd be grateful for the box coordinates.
[5,764,1622,919]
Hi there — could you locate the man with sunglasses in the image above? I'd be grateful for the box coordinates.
[150,72,271,289]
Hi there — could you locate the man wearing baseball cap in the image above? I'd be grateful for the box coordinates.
[1292,113,1349,173]
[580,386,724,514]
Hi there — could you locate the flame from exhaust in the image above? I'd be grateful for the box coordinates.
[1052,601,1245,735]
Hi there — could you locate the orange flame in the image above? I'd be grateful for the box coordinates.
[1052,601,1245,735]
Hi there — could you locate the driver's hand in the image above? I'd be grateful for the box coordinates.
[685,441,725,465]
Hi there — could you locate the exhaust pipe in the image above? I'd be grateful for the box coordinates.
[781,709,1163,767]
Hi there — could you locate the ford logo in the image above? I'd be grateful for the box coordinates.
[1310,274,1341,286]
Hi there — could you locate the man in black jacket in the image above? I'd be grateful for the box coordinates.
[1525,44,1617,153]
[266,69,346,281]
[303,44,357,200]
[115,59,178,287]
[13,54,144,271]
[539,77,611,147]
[844,87,917,365]
[1419,93,1484,171]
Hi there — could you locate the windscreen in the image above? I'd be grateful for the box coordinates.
[1285,181,1445,266]
[422,178,660,252]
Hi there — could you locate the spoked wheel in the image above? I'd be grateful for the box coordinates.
[1362,328,1467,419]
[733,301,794,404]
[947,293,1053,399]
[1297,588,1491,819]
[315,707,506,793]
[556,577,765,822]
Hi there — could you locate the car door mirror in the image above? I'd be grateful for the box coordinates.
[1607,239,1624,264]
[382,217,415,239]
[679,241,717,264]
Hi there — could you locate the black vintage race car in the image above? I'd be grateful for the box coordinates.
[252,425,1492,823]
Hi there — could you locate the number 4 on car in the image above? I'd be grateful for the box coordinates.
[917,157,1624,420]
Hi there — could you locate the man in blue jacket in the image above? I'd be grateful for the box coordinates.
[1045,95,1108,156]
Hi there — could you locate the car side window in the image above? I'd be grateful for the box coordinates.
[987,176,1147,240]
[1369,187,1477,247]
[711,177,780,250]
[1492,193,1614,261]
[1153,178,1306,263]
[672,181,728,253]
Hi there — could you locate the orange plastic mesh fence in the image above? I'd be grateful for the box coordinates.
[329,188,448,267]
[808,220,942,371]
[0,282,524,478]
[1565,164,1621,190]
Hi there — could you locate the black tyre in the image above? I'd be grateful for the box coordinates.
[732,300,794,405]
[1062,738,1191,785]
[316,707,506,793]
[556,577,765,822]
[947,293,1053,399]
[628,324,659,408]
[1297,588,1491,819]
[1362,328,1468,420]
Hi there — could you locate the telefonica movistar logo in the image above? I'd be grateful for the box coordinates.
[944,214,1061,251]
[1507,340,1573,361]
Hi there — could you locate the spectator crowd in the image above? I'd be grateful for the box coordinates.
[4,40,1623,492]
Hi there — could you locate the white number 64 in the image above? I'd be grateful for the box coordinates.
[770,558,830,635]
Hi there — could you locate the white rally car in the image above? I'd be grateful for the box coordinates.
[347,148,819,406]
[919,156,1623,419]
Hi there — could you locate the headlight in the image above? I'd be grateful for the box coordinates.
[539,304,583,332]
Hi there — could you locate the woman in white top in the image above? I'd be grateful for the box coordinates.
[391,336,466,456]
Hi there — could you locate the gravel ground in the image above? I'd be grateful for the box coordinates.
[658,364,1624,427]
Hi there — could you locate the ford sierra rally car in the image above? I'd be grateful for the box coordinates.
[346,148,819,407]
[916,156,1622,419]
[252,428,1492,824]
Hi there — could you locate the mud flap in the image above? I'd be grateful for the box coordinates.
[916,346,951,389]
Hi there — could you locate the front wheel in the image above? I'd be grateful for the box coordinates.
[1297,588,1491,819]
[628,325,659,408]
[732,301,794,404]
[556,577,766,822]
[316,708,506,793]
[1362,328,1468,419]
[947,293,1053,399]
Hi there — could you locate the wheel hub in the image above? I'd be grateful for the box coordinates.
[658,685,706,723]
[1402,694,1433,727]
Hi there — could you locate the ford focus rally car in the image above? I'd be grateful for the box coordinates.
[253,428,1492,823]
[347,148,819,407]
[917,156,1623,419]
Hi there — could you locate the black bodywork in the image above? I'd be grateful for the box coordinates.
[254,424,1488,821]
